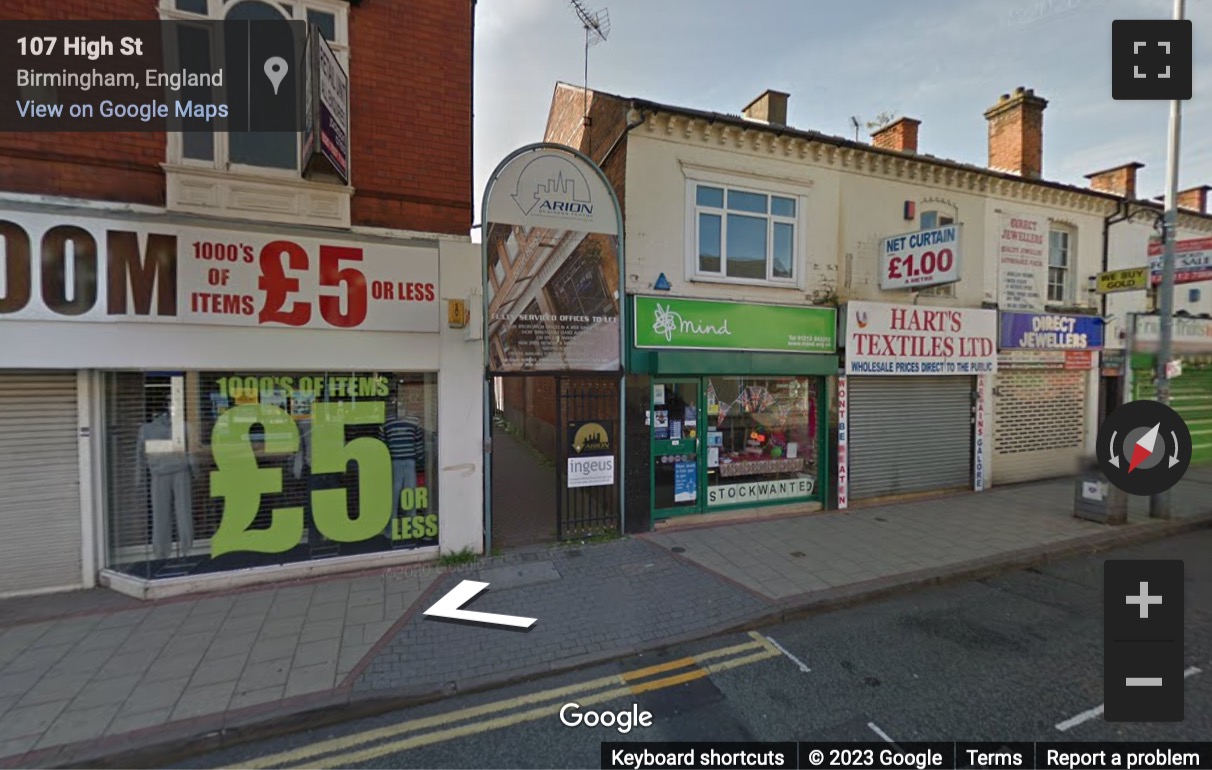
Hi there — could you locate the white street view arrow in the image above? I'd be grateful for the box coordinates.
[1170,431,1181,468]
[423,580,537,629]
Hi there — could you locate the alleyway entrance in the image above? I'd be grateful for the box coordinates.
[490,375,620,550]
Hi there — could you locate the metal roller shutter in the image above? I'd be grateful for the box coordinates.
[993,369,1086,484]
[1133,365,1212,464]
[0,372,82,594]
[848,376,973,500]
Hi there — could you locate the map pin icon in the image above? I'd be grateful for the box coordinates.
[264,56,288,95]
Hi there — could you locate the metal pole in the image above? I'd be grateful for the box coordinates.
[1150,0,1184,519]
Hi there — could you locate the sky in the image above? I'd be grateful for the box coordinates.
[472,0,1211,238]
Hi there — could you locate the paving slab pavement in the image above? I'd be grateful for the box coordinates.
[0,472,1210,768]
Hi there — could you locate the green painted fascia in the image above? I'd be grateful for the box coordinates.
[628,349,838,376]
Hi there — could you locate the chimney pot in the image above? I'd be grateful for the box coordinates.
[871,117,921,153]
[742,89,790,127]
[984,87,1048,179]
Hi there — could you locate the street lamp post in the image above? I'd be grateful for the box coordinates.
[1150,0,1185,519]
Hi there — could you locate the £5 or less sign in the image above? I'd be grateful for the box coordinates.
[879,224,962,291]
[210,400,437,556]
[0,211,439,333]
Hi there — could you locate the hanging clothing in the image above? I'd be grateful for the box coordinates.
[293,419,314,479]
[134,413,195,560]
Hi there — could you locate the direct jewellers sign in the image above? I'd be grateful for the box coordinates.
[0,209,438,332]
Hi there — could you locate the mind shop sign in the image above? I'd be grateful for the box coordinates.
[844,300,998,375]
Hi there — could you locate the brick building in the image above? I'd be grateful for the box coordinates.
[0,0,483,598]
[540,81,1212,529]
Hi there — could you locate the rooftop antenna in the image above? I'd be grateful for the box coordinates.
[569,0,610,154]
[849,116,861,141]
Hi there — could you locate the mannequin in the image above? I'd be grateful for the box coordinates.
[292,418,334,545]
[381,396,425,538]
[134,411,196,560]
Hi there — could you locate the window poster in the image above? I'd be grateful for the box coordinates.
[654,409,669,440]
[707,446,720,468]
[684,405,697,426]
[674,461,697,502]
[670,420,683,440]
[654,384,666,405]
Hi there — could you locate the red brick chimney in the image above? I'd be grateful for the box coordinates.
[1084,162,1144,199]
[1177,185,1211,214]
[984,87,1048,179]
[871,117,920,153]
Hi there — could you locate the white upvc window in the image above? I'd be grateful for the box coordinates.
[159,0,352,227]
[685,174,805,288]
[161,0,348,174]
[917,210,956,297]
[1048,227,1074,303]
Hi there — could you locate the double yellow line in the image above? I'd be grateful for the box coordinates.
[242,632,784,769]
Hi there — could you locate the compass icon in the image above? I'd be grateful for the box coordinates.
[1097,400,1192,496]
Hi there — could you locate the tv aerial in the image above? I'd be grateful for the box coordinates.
[569,0,610,150]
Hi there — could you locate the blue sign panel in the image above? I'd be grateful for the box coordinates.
[674,461,697,503]
[999,312,1104,350]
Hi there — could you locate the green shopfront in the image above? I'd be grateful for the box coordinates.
[1129,314,1212,464]
[625,296,837,524]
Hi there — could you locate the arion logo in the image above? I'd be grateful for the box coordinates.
[855,310,869,329]
[511,155,594,219]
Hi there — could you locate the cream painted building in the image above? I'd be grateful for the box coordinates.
[543,81,1212,522]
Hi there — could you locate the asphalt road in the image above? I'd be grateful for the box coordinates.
[176,529,1212,769]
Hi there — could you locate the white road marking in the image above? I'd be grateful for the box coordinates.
[1055,704,1105,732]
[868,721,897,745]
[763,635,810,672]
[1055,665,1203,731]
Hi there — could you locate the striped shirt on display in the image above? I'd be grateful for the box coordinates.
[382,417,425,462]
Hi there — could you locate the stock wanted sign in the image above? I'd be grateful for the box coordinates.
[0,209,439,332]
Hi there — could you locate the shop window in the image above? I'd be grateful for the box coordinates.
[918,210,956,297]
[1049,228,1073,303]
[704,376,819,508]
[103,371,438,581]
[690,180,800,286]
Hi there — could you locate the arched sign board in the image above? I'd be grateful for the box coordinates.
[481,143,623,374]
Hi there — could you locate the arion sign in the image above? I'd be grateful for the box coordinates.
[0,210,438,332]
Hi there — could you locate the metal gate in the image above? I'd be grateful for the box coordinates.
[556,376,620,539]
[848,375,973,500]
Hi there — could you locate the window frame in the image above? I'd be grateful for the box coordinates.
[916,210,956,297]
[683,172,808,289]
[158,0,350,177]
[1047,226,1074,304]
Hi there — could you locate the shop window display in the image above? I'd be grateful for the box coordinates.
[104,371,438,580]
[704,376,818,508]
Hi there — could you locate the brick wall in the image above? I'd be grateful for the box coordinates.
[0,0,473,235]
[0,0,165,205]
[347,0,472,234]
[544,84,630,218]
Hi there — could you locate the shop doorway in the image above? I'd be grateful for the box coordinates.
[651,379,701,517]
[490,375,620,550]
